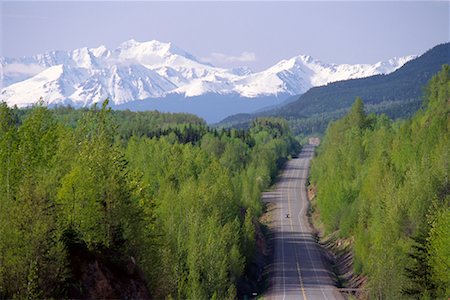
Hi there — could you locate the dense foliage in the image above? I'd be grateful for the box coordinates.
[12,105,206,140]
[0,101,300,299]
[310,66,449,298]
[221,42,449,135]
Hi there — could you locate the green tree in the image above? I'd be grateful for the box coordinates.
[311,66,450,298]
[58,100,138,250]
[0,104,68,298]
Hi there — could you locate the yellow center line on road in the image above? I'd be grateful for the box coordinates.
[296,262,308,300]
[287,162,308,300]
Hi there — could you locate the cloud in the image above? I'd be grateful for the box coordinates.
[3,63,45,75]
[202,51,256,65]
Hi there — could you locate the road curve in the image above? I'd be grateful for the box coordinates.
[263,144,344,300]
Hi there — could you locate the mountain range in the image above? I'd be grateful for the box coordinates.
[220,42,450,133]
[1,39,415,122]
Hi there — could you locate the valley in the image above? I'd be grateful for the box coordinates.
[1,1,448,298]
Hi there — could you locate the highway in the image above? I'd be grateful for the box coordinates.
[263,144,344,300]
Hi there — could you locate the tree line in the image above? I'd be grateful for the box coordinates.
[310,65,449,298]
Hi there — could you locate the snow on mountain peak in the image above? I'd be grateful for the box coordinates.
[1,39,416,109]
[1,64,89,107]
[116,39,170,65]
[115,39,200,67]
[118,39,170,55]
[90,45,110,59]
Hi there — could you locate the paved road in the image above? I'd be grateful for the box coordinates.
[263,144,344,300]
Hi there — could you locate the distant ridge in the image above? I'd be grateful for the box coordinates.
[219,42,450,133]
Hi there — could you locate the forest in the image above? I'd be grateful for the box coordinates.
[0,102,300,298]
[310,65,449,298]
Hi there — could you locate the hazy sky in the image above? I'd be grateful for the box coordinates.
[1,1,449,71]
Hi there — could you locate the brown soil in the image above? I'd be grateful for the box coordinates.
[64,231,151,299]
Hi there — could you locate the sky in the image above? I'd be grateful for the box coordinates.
[1,1,449,71]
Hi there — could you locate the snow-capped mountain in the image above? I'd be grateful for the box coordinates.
[0,39,415,121]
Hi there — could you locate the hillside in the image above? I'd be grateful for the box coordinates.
[220,42,450,134]
[310,65,450,298]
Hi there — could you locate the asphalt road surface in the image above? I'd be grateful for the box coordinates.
[263,144,344,300]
